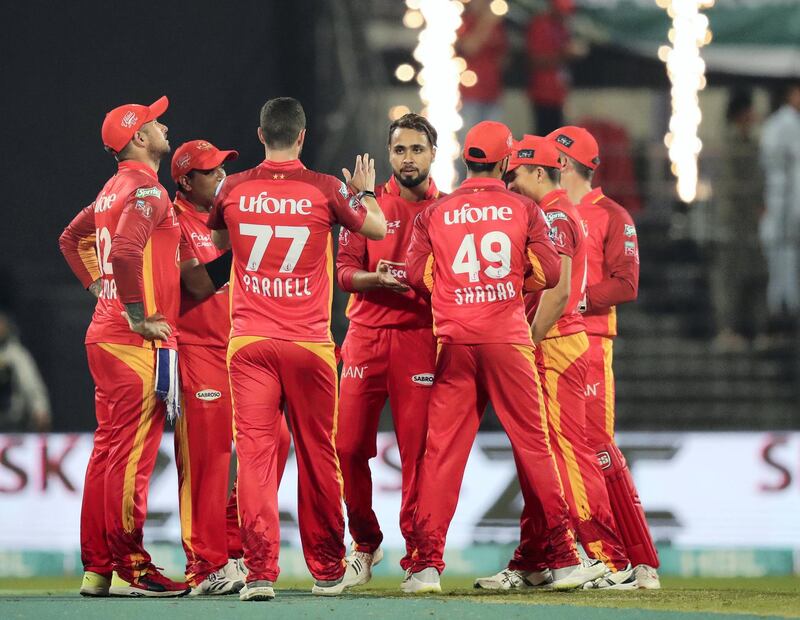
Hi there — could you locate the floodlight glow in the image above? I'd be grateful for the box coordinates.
[661,0,713,203]
[412,0,464,192]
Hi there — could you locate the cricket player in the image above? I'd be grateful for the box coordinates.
[548,125,660,589]
[335,113,441,582]
[170,140,292,595]
[476,135,635,590]
[59,96,189,597]
[208,97,387,601]
[402,121,606,593]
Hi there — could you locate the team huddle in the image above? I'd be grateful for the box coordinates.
[58,95,659,601]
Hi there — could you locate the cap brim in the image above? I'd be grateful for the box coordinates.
[506,160,522,172]
[144,96,169,122]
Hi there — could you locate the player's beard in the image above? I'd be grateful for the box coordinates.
[394,168,429,189]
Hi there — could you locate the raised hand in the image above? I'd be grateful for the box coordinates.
[342,153,376,193]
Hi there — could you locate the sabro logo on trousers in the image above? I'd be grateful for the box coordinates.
[239,192,312,215]
[444,203,512,225]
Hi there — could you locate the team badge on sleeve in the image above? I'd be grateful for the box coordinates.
[339,182,349,199]
[624,224,637,237]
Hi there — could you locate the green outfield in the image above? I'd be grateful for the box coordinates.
[1,576,798,619]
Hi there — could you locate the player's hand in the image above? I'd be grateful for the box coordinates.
[376,260,410,293]
[88,279,102,299]
[121,311,172,341]
[342,153,376,193]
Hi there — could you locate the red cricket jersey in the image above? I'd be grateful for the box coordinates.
[336,176,441,329]
[405,177,561,345]
[60,161,181,349]
[174,194,230,348]
[576,187,639,338]
[457,12,508,103]
[525,189,587,339]
[527,13,570,106]
[208,159,367,342]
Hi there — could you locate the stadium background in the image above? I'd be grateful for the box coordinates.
[1,0,799,585]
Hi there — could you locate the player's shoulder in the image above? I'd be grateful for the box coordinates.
[596,193,633,223]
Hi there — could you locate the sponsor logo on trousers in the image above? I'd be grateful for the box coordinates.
[412,373,434,386]
[196,389,222,402]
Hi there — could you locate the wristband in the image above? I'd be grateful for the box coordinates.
[357,190,376,200]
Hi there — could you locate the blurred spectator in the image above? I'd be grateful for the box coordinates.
[710,89,765,352]
[0,312,51,431]
[456,0,508,130]
[526,0,585,135]
[759,81,800,336]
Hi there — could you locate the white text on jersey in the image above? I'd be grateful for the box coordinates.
[444,204,512,225]
[239,192,312,215]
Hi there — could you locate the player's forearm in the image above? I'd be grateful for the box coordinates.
[180,260,217,301]
[59,226,99,288]
[337,264,378,293]
[110,244,145,305]
[586,276,637,312]
[212,229,231,250]
[124,302,145,324]
[531,288,569,343]
[358,196,387,241]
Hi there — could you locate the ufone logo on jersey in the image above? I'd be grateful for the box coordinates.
[94,193,117,213]
[444,203,512,225]
[239,192,312,215]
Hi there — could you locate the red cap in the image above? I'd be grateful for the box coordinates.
[463,121,514,163]
[546,126,600,170]
[508,135,562,172]
[171,140,239,181]
[101,96,169,153]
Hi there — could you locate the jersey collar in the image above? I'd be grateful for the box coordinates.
[540,188,568,209]
[582,186,605,206]
[118,160,159,181]
[383,175,440,200]
[259,158,306,171]
[173,192,211,223]
[459,177,506,191]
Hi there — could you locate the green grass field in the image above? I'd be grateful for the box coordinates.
[1,576,799,619]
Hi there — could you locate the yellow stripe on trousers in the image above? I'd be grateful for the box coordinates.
[293,341,344,499]
[175,402,196,573]
[540,333,591,520]
[97,343,157,544]
[602,337,615,439]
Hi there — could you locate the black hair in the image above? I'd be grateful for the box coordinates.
[388,113,438,148]
[465,159,501,173]
[259,97,307,149]
[525,164,561,184]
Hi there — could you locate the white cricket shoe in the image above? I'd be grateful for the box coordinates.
[583,563,638,590]
[551,559,608,590]
[239,580,275,601]
[634,564,661,589]
[345,546,384,586]
[474,568,552,590]
[190,563,244,596]
[233,557,248,580]
[311,558,363,596]
[401,567,442,594]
